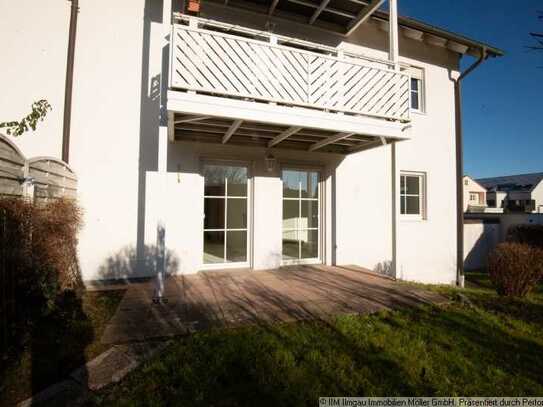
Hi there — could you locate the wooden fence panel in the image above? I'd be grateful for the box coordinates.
[0,136,25,198]
[0,135,77,202]
[29,158,78,203]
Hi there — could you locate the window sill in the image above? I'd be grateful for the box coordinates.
[400,216,426,222]
[410,109,426,116]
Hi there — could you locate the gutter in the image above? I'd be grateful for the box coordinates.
[455,47,487,287]
[62,0,79,164]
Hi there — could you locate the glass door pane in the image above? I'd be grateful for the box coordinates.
[282,230,299,261]
[281,169,320,263]
[203,164,248,265]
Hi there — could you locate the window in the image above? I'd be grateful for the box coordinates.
[411,78,422,111]
[400,173,426,218]
[281,169,320,263]
[487,199,496,207]
[402,66,425,112]
[469,193,478,203]
[203,164,249,265]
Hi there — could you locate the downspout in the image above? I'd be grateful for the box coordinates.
[62,0,79,164]
[455,47,487,287]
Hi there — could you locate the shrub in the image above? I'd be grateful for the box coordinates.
[0,198,83,315]
[506,224,543,249]
[488,242,543,297]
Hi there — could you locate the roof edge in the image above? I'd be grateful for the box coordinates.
[372,11,504,58]
[464,175,488,191]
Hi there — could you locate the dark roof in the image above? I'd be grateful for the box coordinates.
[476,172,543,192]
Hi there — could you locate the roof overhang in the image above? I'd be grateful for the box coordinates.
[201,0,504,58]
[168,90,410,154]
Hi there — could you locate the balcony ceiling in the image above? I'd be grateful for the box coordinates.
[207,0,384,34]
[171,112,388,154]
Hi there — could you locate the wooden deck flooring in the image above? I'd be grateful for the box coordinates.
[101,265,447,344]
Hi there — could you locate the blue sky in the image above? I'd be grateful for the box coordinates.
[398,0,542,179]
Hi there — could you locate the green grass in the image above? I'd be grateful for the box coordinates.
[90,273,543,406]
[0,289,125,405]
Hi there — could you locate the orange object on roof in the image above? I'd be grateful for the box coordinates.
[187,0,200,13]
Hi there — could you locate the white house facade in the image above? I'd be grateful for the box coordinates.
[0,0,502,285]
[463,176,487,213]
[478,173,543,214]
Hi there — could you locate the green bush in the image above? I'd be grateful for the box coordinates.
[488,242,543,297]
[506,224,543,249]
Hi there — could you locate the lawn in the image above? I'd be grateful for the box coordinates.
[88,273,543,406]
[0,289,125,405]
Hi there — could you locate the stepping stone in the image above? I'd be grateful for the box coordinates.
[70,347,137,391]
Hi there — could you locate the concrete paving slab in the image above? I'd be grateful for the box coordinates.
[70,347,137,391]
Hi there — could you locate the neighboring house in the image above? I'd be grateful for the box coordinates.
[463,176,487,213]
[0,0,503,285]
[477,172,543,213]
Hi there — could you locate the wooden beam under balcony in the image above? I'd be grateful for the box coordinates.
[222,119,243,143]
[174,115,211,124]
[268,0,280,15]
[346,0,384,36]
[348,139,383,154]
[308,0,331,24]
[309,132,355,151]
[267,126,303,147]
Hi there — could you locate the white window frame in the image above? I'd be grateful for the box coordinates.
[400,172,426,220]
[402,65,425,114]
[201,160,252,270]
[280,165,323,266]
[469,193,478,203]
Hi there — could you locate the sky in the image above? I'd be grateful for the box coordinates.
[398,0,542,179]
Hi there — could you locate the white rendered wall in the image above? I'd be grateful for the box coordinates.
[464,221,499,270]
[2,0,460,284]
[464,214,543,270]
[0,0,70,157]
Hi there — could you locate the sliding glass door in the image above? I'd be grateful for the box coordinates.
[282,169,321,264]
[203,164,249,267]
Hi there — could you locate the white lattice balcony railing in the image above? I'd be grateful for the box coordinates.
[170,21,411,122]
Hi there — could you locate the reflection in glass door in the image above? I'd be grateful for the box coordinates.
[282,169,320,264]
[203,164,248,266]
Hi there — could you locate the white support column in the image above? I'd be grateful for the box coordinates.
[388,0,401,118]
[155,0,173,301]
[388,0,399,69]
[390,141,398,279]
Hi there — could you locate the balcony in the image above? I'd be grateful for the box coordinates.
[167,17,412,154]
[170,19,410,121]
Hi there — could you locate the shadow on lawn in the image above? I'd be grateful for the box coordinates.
[29,290,94,405]
[0,289,94,406]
